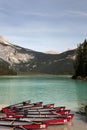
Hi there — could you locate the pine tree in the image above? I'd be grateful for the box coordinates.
[73,40,87,78]
[82,40,87,76]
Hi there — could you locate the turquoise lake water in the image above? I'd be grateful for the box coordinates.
[0,75,87,111]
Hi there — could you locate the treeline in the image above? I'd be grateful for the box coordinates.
[73,39,87,79]
[0,63,17,75]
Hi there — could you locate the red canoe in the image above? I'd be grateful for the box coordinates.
[2,102,43,113]
[4,113,74,122]
[4,100,31,109]
[0,120,48,129]
[3,108,66,118]
[2,106,66,115]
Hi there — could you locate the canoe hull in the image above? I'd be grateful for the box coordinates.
[0,120,48,129]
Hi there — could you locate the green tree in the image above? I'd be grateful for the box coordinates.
[73,40,87,78]
[0,63,17,75]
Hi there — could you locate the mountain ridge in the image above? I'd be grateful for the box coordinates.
[0,36,76,75]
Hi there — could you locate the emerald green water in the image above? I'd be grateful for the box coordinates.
[0,75,87,111]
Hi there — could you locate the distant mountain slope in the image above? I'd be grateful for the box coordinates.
[0,58,17,75]
[0,36,76,75]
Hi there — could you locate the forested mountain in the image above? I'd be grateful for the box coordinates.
[0,36,76,75]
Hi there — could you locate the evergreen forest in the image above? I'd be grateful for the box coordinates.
[73,39,87,79]
[0,61,17,75]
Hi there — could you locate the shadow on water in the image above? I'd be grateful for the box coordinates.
[75,111,87,123]
[79,115,87,123]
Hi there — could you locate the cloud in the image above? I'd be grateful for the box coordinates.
[0,0,87,53]
[67,10,87,17]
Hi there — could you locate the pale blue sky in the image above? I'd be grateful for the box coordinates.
[0,0,87,53]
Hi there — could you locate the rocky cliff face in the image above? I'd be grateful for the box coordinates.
[0,36,76,74]
[0,36,34,65]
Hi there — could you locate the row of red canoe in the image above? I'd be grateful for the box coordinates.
[0,100,74,130]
